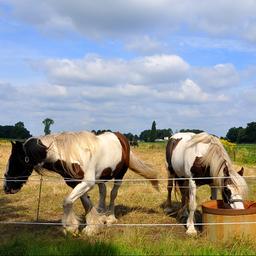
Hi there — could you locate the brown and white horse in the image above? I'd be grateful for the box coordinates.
[165,132,248,235]
[4,131,158,235]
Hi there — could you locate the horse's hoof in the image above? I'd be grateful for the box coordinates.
[106,215,118,225]
[83,225,101,236]
[97,207,106,213]
[63,227,80,237]
[164,207,177,216]
[186,226,197,236]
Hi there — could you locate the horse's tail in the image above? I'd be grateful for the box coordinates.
[129,151,159,190]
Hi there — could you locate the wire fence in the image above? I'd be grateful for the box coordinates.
[1,174,256,229]
[2,221,256,227]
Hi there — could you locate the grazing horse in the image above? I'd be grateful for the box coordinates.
[165,132,248,235]
[4,131,158,235]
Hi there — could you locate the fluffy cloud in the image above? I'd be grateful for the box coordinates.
[125,36,168,54]
[30,54,234,105]
[31,54,190,86]
[192,64,240,90]
[30,54,238,100]
[6,0,256,42]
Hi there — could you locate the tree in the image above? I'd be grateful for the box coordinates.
[245,122,256,143]
[42,118,54,135]
[123,133,135,141]
[139,129,151,142]
[180,129,204,134]
[237,128,247,143]
[156,128,173,139]
[0,122,31,139]
[226,122,256,143]
[139,127,173,141]
[150,121,157,142]
[226,127,242,142]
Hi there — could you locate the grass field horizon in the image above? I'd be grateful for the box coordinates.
[1,140,256,255]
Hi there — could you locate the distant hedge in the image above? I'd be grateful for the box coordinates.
[0,122,31,140]
[226,122,256,143]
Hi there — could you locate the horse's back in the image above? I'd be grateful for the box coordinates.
[95,132,124,176]
[168,132,210,177]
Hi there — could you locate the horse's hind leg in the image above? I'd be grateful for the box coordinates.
[97,182,107,212]
[176,180,189,221]
[106,179,122,224]
[164,172,175,215]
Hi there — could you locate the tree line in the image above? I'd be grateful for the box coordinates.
[0,118,54,140]
[1,119,256,144]
[0,122,31,139]
[226,122,256,143]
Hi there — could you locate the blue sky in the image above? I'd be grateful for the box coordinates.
[1,0,256,136]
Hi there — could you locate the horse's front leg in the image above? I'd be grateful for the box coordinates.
[80,193,93,214]
[186,179,197,235]
[63,180,94,235]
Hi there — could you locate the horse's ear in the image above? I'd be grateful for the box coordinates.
[238,167,244,176]
[223,165,229,177]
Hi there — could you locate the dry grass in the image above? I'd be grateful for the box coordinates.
[1,140,256,253]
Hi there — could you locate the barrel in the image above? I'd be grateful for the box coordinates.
[202,200,256,242]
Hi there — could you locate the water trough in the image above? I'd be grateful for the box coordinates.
[202,200,256,242]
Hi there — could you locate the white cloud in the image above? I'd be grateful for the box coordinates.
[192,64,240,90]
[178,79,209,102]
[31,54,190,86]
[243,87,256,105]
[30,54,236,105]
[125,36,168,54]
[6,0,256,43]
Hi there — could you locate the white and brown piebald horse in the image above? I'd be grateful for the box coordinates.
[4,131,158,235]
[165,132,248,235]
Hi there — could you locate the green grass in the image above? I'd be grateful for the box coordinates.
[223,144,256,165]
[1,231,256,256]
[0,234,119,256]
[137,141,167,150]
[1,141,256,255]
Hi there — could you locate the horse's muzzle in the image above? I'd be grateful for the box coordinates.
[4,185,20,194]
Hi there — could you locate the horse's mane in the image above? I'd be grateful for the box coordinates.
[186,132,248,197]
[39,131,99,178]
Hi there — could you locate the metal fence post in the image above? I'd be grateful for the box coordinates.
[36,175,43,222]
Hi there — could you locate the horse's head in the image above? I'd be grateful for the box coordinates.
[222,166,247,209]
[4,141,34,194]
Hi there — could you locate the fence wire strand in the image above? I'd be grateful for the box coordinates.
[1,173,256,229]
[1,221,256,227]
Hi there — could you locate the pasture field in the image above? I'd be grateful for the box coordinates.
[0,140,256,255]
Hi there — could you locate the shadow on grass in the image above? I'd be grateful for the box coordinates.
[160,200,203,232]
[115,204,158,218]
[0,232,120,256]
[0,197,28,222]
